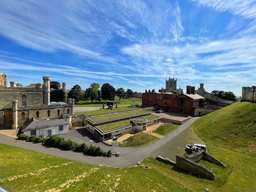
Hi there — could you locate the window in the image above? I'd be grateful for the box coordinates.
[36,111,39,118]
[22,94,27,106]
[47,110,51,117]
[57,109,60,116]
[59,125,63,131]
[67,109,70,114]
[31,130,36,135]
[21,112,25,120]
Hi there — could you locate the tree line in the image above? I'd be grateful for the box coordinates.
[52,82,135,103]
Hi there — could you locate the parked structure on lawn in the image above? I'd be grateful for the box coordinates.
[0,72,74,134]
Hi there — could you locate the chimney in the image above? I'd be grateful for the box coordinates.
[186,85,191,94]
[191,86,195,94]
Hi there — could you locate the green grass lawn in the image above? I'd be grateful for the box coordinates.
[121,132,157,147]
[191,102,256,155]
[0,143,189,192]
[75,106,139,116]
[2,101,256,191]
[75,97,142,107]
[154,123,179,135]
[133,114,159,121]
[88,109,150,123]
[97,120,131,132]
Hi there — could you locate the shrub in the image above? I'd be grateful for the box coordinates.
[75,143,88,153]
[60,139,76,150]
[44,135,61,147]
[28,135,37,142]
[33,136,45,144]
[106,150,112,157]
[17,134,29,140]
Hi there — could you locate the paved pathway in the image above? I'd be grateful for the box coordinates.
[0,117,199,168]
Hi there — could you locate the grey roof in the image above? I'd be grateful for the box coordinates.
[183,93,205,100]
[22,118,68,131]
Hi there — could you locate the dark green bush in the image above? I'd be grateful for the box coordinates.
[60,139,76,150]
[17,134,29,140]
[75,143,87,152]
[44,135,60,147]
[33,136,45,143]
[106,150,112,157]
[28,135,37,142]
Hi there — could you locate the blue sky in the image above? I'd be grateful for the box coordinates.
[1,0,256,96]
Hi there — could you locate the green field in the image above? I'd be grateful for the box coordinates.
[88,109,150,123]
[1,101,256,191]
[97,120,131,132]
[0,143,188,192]
[154,123,179,135]
[76,97,142,107]
[121,132,158,147]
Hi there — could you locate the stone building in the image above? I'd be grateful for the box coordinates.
[242,86,256,102]
[166,77,177,91]
[0,72,7,87]
[0,72,74,130]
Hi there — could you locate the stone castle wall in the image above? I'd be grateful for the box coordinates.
[242,86,256,102]
[0,87,44,109]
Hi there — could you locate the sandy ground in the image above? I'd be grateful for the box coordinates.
[0,129,17,138]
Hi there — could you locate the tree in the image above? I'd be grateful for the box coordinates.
[84,83,100,103]
[50,81,60,90]
[211,90,237,101]
[50,89,64,102]
[126,89,133,98]
[101,83,115,100]
[68,84,83,103]
[116,88,125,102]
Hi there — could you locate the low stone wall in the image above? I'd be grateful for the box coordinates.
[156,156,176,166]
[184,151,204,162]
[176,155,215,180]
[203,152,226,167]
[70,114,85,128]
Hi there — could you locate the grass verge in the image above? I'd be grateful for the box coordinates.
[154,123,178,135]
[120,132,157,147]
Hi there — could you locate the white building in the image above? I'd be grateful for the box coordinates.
[21,118,68,138]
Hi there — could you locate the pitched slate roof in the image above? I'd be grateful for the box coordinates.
[22,118,68,131]
[183,93,205,100]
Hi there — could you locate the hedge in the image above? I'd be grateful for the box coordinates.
[17,134,111,157]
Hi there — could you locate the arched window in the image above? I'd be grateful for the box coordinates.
[47,110,51,117]
[67,109,70,114]
[57,109,60,116]
[36,111,39,118]
[22,94,27,106]
[21,112,25,120]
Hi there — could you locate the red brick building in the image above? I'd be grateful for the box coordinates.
[142,86,206,116]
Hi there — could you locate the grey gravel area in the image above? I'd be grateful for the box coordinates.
[74,107,100,112]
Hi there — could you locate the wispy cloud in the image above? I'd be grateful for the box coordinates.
[191,0,256,18]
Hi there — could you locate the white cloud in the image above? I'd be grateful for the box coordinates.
[191,0,256,18]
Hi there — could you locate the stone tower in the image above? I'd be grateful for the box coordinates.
[166,78,177,91]
[62,82,67,102]
[43,76,51,105]
[0,72,7,87]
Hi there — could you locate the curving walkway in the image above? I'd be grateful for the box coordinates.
[0,117,199,168]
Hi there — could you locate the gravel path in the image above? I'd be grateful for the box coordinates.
[74,107,100,112]
[0,117,200,168]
